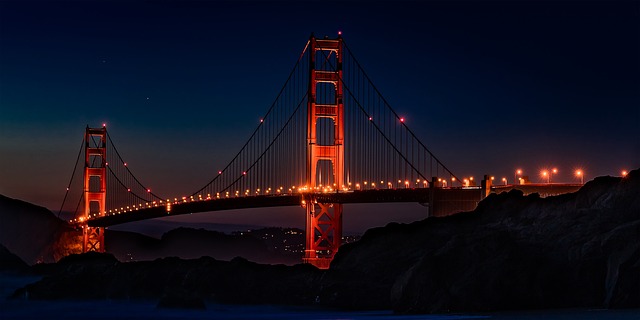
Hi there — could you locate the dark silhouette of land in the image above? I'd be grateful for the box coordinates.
[1,169,638,313]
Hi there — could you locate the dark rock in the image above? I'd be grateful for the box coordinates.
[0,243,29,272]
[157,289,206,310]
[320,169,640,313]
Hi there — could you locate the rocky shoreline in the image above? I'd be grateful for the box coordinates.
[5,169,639,313]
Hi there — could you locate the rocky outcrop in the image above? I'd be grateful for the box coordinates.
[12,253,322,305]
[320,170,640,313]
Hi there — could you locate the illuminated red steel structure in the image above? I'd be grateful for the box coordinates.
[304,35,344,269]
[83,126,106,253]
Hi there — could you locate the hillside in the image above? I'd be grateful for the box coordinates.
[0,195,67,264]
[106,227,301,265]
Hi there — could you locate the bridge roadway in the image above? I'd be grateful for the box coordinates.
[87,183,583,227]
[87,187,484,227]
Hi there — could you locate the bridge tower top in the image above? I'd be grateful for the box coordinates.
[306,34,344,189]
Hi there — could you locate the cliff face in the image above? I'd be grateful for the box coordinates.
[320,170,640,313]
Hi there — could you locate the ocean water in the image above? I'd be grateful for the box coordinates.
[1,274,638,319]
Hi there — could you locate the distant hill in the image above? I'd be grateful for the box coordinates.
[0,195,69,264]
[106,227,302,265]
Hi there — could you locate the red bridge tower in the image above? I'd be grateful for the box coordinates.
[83,126,106,252]
[304,34,344,269]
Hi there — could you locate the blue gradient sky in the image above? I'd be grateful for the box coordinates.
[1,1,638,233]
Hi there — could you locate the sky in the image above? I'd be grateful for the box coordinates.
[1,1,638,234]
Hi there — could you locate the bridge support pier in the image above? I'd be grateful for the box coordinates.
[303,197,342,269]
[83,226,104,252]
[428,177,437,218]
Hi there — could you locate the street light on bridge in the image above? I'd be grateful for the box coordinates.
[502,177,507,185]
[541,170,549,183]
[575,169,584,184]
[622,170,628,177]
[515,169,522,185]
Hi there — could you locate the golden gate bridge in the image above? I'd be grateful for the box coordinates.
[57,34,575,269]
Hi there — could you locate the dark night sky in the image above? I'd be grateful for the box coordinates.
[1,1,638,234]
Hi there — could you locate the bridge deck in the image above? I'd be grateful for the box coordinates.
[87,188,483,227]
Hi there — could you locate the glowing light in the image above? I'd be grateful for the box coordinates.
[541,170,550,183]
[552,168,558,174]
[218,170,222,174]
[66,187,69,191]
[127,188,131,192]
[338,31,342,35]
[369,116,372,121]
[575,169,584,184]
[260,119,264,123]
[490,176,495,181]
[452,177,456,181]
[622,170,628,177]
[124,162,127,166]
[400,117,404,122]
[102,123,106,127]
[243,171,247,175]
[147,189,151,192]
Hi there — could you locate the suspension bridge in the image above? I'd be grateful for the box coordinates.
[58,34,500,268]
